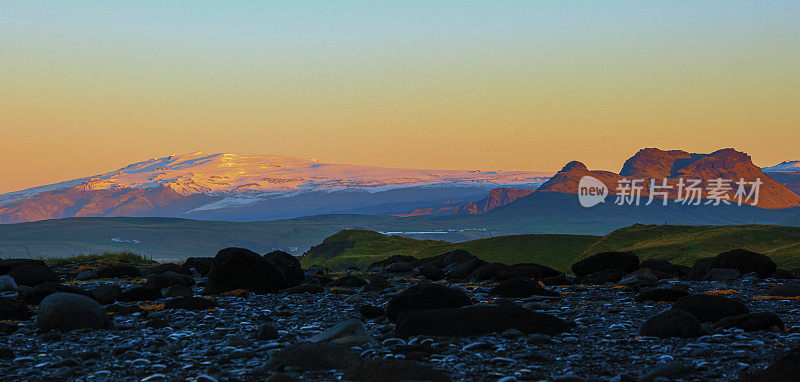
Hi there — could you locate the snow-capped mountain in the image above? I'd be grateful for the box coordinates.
[0,153,552,224]
[763,161,800,173]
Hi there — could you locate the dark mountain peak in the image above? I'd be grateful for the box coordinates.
[561,161,589,172]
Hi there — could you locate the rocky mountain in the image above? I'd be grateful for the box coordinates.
[397,187,536,217]
[0,153,551,224]
[534,148,800,209]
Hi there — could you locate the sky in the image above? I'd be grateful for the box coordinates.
[1,1,799,194]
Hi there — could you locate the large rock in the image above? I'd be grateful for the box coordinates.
[0,275,18,292]
[571,252,639,277]
[578,269,625,284]
[468,263,513,281]
[0,297,31,320]
[396,304,570,337]
[180,257,213,276]
[7,262,57,286]
[0,259,43,274]
[37,293,110,331]
[685,258,715,281]
[362,275,392,292]
[386,283,472,322]
[707,249,776,278]
[714,312,784,332]
[95,265,141,279]
[417,264,445,281]
[18,282,95,305]
[741,346,800,382]
[638,259,690,278]
[386,262,412,273]
[415,249,477,269]
[445,259,487,280]
[266,342,361,371]
[489,277,560,298]
[510,263,562,279]
[639,309,704,338]
[143,271,194,291]
[88,284,122,305]
[146,263,182,275]
[672,294,749,322]
[343,359,450,382]
[205,247,288,294]
[263,250,305,287]
[308,319,376,346]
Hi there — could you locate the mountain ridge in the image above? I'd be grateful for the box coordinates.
[533,148,800,209]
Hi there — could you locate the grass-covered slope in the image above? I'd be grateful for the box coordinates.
[302,224,800,272]
[583,224,800,269]
[300,229,599,271]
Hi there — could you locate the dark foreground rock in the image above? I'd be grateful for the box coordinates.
[708,249,776,278]
[6,262,58,286]
[267,342,361,371]
[639,309,704,338]
[571,251,639,277]
[386,282,472,322]
[672,294,750,322]
[264,250,305,287]
[37,293,110,331]
[180,257,213,276]
[205,247,288,294]
[489,277,560,298]
[18,282,95,304]
[396,304,570,337]
[714,312,785,332]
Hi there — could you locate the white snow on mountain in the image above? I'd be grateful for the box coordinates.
[0,152,553,205]
[763,161,800,173]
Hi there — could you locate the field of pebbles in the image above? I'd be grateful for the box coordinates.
[2,248,800,381]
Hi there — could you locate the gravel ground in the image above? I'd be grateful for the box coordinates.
[1,271,799,381]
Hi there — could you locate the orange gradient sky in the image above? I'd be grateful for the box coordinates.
[1,2,799,194]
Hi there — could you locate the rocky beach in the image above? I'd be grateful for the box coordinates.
[1,248,800,381]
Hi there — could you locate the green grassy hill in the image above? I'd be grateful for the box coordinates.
[302,224,800,272]
[299,229,599,271]
[583,224,800,269]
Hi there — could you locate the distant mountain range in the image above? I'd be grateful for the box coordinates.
[4,147,800,259]
[2,148,800,235]
[0,153,551,224]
